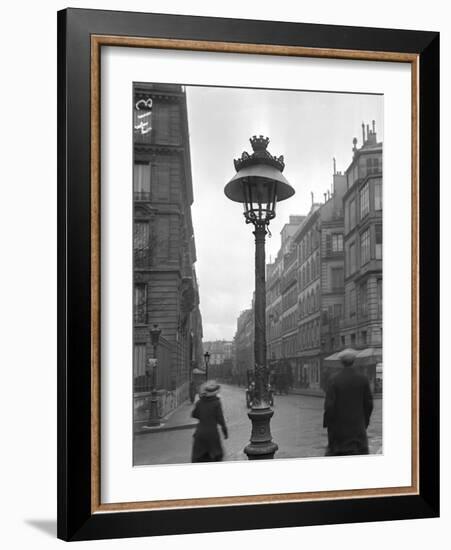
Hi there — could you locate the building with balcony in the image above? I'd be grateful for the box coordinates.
[341,122,383,389]
[287,170,347,392]
[293,204,322,389]
[132,83,203,426]
[266,216,304,363]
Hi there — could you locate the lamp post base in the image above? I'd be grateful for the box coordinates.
[147,391,160,427]
[244,406,278,460]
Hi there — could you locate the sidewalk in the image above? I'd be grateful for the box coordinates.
[135,399,198,435]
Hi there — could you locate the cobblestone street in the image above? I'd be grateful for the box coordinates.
[134,383,382,466]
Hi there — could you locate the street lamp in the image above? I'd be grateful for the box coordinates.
[148,323,162,427]
[204,351,211,380]
[224,135,295,460]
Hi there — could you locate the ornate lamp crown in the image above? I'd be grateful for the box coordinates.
[233,135,285,172]
[250,135,270,152]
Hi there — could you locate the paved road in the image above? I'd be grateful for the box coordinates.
[134,384,382,466]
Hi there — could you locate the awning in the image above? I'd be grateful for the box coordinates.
[324,347,382,367]
[192,368,206,375]
[355,347,382,366]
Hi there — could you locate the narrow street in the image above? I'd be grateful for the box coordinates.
[134,384,382,466]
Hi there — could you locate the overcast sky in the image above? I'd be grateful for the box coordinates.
[185,86,383,341]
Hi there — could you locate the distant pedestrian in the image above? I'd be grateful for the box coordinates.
[323,349,374,456]
[191,380,228,462]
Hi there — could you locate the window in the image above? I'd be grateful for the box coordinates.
[331,267,344,291]
[374,180,382,210]
[134,284,147,324]
[366,157,380,176]
[133,344,148,392]
[341,335,346,347]
[349,242,356,275]
[133,221,151,267]
[375,224,382,259]
[154,163,171,202]
[333,303,343,319]
[360,229,370,265]
[349,288,356,318]
[351,333,356,346]
[349,198,356,229]
[332,233,343,252]
[361,331,368,345]
[155,103,171,143]
[360,182,370,219]
[359,281,368,318]
[377,279,383,318]
[134,163,152,200]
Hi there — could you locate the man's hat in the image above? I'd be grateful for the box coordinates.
[339,348,358,366]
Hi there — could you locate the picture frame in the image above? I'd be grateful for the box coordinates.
[57,7,439,541]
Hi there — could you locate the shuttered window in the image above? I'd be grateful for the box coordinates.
[375,224,382,259]
[133,163,152,201]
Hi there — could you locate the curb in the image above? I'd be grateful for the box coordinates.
[135,421,198,435]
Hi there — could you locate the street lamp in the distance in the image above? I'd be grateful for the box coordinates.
[204,351,211,380]
[147,323,162,428]
[224,135,295,460]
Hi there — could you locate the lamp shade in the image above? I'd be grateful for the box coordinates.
[224,164,294,204]
[224,136,295,225]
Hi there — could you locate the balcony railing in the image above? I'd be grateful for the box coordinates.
[134,191,151,201]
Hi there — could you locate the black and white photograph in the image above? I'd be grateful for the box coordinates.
[132,82,383,466]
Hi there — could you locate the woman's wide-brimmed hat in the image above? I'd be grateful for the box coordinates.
[199,380,220,397]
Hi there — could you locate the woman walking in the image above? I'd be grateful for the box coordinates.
[191,380,228,463]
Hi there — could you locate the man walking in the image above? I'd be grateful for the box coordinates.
[323,349,374,456]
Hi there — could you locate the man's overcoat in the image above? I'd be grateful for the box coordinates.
[323,367,374,455]
[191,395,228,462]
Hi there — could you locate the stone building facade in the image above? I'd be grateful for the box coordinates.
[293,205,322,389]
[267,216,305,363]
[203,340,234,366]
[233,307,254,386]
[133,83,203,426]
[341,122,383,388]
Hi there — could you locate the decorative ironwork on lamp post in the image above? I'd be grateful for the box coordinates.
[147,323,162,427]
[224,135,295,460]
[204,351,210,380]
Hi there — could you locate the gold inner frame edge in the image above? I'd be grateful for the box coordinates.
[90,35,420,514]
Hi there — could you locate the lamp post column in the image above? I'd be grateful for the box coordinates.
[244,222,278,460]
[224,135,295,461]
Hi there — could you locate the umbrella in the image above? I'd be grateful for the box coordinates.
[323,348,358,367]
[354,347,382,366]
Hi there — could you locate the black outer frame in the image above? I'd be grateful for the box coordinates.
[57,8,439,542]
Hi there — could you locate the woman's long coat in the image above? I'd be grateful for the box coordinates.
[191,396,228,462]
[323,367,374,456]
